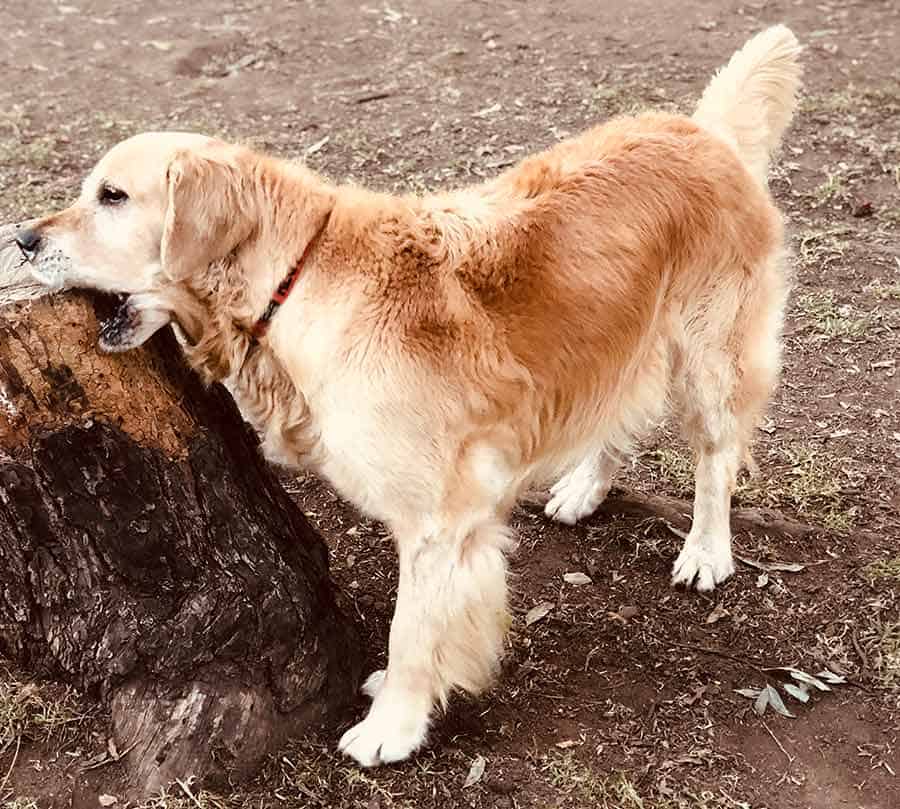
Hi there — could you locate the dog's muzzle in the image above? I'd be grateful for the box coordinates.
[14,227,42,261]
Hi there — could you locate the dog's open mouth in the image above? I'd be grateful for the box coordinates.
[97,295,139,352]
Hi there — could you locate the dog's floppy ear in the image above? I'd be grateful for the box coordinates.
[161,147,255,281]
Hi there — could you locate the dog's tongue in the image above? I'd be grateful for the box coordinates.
[98,296,138,353]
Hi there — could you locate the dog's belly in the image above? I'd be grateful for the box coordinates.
[310,390,447,527]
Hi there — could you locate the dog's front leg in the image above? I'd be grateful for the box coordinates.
[338,515,513,766]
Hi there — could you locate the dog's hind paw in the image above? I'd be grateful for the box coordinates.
[671,541,735,592]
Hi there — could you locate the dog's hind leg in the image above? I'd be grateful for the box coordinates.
[670,260,786,591]
[544,448,622,525]
[338,511,513,766]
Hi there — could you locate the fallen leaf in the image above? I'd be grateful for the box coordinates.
[463,755,486,788]
[765,685,795,717]
[734,687,761,699]
[756,572,769,588]
[618,605,639,620]
[782,682,810,703]
[555,740,577,749]
[787,669,831,691]
[815,669,847,685]
[563,572,592,585]
[705,604,728,625]
[305,135,330,156]
[753,687,770,716]
[144,40,174,51]
[736,555,806,573]
[98,797,117,808]
[525,602,554,627]
[474,102,502,118]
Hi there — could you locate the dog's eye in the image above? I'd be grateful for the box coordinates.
[98,185,128,205]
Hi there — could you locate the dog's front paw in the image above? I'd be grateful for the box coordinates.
[544,469,611,525]
[338,696,430,767]
[671,540,735,592]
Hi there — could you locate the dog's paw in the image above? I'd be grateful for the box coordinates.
[544,468,611,525]
[361,670,386,699]
[671,540,735,592]
[338,697,430,767]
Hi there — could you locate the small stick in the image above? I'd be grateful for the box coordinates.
[0,735,21,795]
[670,641,768,676]
[355,92,393,104]
[763,720,793,766]
[851,625,868,677]
[176,777,204,809]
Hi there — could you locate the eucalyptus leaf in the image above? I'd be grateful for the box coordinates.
[765,685,795,717]
[789,669,831,691]
[782,682,810,703]
[525,602,554,627]
[754,687,771,716]
[735,555,806,573]
[463,755,486,789]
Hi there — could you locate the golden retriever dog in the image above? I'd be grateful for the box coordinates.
[17,26,801,766]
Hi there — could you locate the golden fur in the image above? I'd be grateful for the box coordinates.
[20,26,802,766]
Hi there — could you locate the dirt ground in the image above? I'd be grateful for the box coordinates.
[1,0,898,807]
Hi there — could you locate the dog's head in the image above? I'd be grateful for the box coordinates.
[16,132,260,351]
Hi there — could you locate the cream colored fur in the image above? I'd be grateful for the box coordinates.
[21,27,801,767]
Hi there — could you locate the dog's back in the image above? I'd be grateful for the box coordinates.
[406,111,780,477]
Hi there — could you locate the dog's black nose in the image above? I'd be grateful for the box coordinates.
[14,228,42,259]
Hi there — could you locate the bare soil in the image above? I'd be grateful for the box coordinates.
[0,1,898,807]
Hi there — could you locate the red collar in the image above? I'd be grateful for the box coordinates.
[250,209,331,342]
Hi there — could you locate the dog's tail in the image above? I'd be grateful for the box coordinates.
[693,25,802,186]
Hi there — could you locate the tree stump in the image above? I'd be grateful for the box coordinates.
[0,224,362,793]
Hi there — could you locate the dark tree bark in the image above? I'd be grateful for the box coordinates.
[0,225,362,794]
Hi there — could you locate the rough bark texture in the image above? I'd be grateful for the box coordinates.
[0,225,362,794]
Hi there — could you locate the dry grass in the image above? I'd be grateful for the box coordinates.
[873,620,900,692]
[772,443,858,532]
[794,289,877,341]
[123,741,759,809]
[542,751,647,808]
[796,227,852,271]
[641,439,858,533]
[2,799,40,809]
[813,169,849,206]
[863,557,900,582]
[0,669,89,753]
[136,778,236,809]
[865,278,900,301]
[642,446,696,498]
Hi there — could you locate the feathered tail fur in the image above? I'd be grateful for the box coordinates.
[694,25,803,185]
